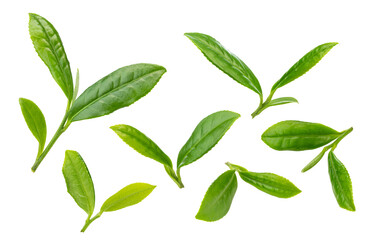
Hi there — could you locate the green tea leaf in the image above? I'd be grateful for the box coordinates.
[177,111,240,169]
[19,98,47,156]
[262,120,340,151]
[328,152,355,211]
[267,97,298,107]
[185,33,262,97]
[63,150,95,217]
[196,170,237,221]
[72,68,80,103]
[101,183,155,212]
[271,42,337,92]
[225,162,248,172]
[68,64,166,122]
[238,171,301,198]
[301,146,329,173]
[110,124,172,167]
[29,13,74,100]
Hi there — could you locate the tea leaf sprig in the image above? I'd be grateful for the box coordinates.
[185,32,337,118]
[63,150,155,232]
[196,162,301,222]
[262,120,355,211]
[20,14,166,172]
[111,110,240,188]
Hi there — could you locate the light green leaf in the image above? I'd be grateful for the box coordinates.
[101,183,155,212]
[72,68,80,103]
[268,97,298,107]
[328,151,355,211]
[19,98,47,156]
[271,42,337,92]
[68,64,166,122]
[62,150,95,217]
[29,13,74,100]
[185,32,262,97]
[177,110,240,169]
[225,162,248,172]
[196,170,237,221]
[301,146,329,173]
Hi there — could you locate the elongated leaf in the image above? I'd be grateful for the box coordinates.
[301,147,329,173]
[262,120,340,151]
[268,97,298,107]
[68,64,166,121]
[19,98,47,155]
[177,111,240,169]
[225,162,248,172]
[196,170,237,221]
[72,68,80,103]
[63,150,95,217]
[29,13,74,100]
[185,33,262,96]
[101,183,155,212]
[271,42,337,92]
[328,152,355,211]
[110,124,172,167]
[239,171,301,198]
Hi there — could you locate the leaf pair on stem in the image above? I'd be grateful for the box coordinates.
[185,32,337,118]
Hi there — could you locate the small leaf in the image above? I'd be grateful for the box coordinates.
[262,120,340,151]
[68,64,166,122]
[72,68,80,103]
[177,111,240,169]
[62,150,95,217]
[225,162,248,172]
[29,13,74,100]
[328,151,355,211]
[238,171,301,198]
[196,170,237,221]
[185,33,262,97]
[110,124,172,167]
[271,42,337,92]
[101,183,155,212]
[268,97,298,107]
[301,147,328,173]
[19,98,47,156]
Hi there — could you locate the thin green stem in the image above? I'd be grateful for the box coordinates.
[331,127,353,151]
[251,91,275,118]
[164,165,184,188]
[175,168,184,188]
[81,212,102,232]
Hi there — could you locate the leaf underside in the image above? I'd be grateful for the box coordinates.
[268,97,298,107]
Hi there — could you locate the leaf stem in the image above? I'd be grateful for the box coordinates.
[331,127,353,151]
[175,168,184,189]
[251,91,274,118]
[80,211,102,232]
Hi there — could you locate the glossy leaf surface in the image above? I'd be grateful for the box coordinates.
[29,13,74,100]
[68,64,166,121]
[101,183,155,212]
[268,97,298,107]
[177,111,240,169]
[111,124,172,167]
[63,150,95,216]
[328,152,355,211]
[185,33,262,96]
[196,170,237,221]
[271,42,337,92]
[239,171,301,198]
[262,120,340,151]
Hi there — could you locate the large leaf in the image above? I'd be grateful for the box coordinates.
[177,111,240,169]
[19,98,47,156]
[185,33,262,97]
[328,152,355,211]
[110,124,172,167]
[62,150,95,217]
[271,42,337,92]
[238,171,301,198]
[100,183,155,212]
[29,13,74,100]
[196,170,237,221]
[68,64,166,121]
[262,120,340,151]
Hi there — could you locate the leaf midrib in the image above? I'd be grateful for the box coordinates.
[203,173,235,211]
[104,187,151,211]
[330,158,351,208]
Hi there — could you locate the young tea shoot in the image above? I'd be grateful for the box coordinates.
[20,14,166,172]
[111,110,240,188]
[185,32,337,118]
[63,150,155,232]
[262,120,355,211]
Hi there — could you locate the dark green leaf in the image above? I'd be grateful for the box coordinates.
[110,124,172,167]
[262,120,340,151]
[177,111,240,169]
[196,170,237,221]
[328,151,355,211]
[100,183,155,212]
[239,171,301,198]
[62,150,95,217]
[185,33,262,97]
[271,42,337,92]
[68,64,166,121]
[29,13,74,100]
[268,97,298,107]
[19,98,47,156]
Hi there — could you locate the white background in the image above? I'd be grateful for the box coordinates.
[1,0,368,239]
